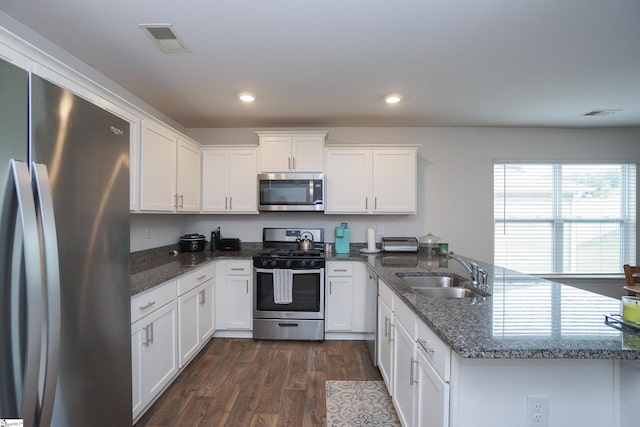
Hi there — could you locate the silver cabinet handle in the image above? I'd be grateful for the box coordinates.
[388,323,394,343]
[329,280,332,295]
[149,321,154,344]
[375,197,378,210]
[197,275,207,280]
[230,267,245,271]
[292,157,296,170]
[288,157,291,170]
[417,338,435,354]
[365,197,368,210]
[229,197,232,210]
[410,358,419,385]
[179,194,184,208]
[2,160,43,427]
[384,317,389,338]
[32,162,62,427]
[139,301,156,311]
[246,279,249,294]
[199,289,205,305]
[225,196,228,210]
[333,269,348,272]
[143,325,150,347]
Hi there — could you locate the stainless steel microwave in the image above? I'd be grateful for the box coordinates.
[258,173,324,212]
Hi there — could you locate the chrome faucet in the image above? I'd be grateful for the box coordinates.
[447,252,488,288]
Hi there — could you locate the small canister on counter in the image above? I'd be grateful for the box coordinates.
[438,243,449,255]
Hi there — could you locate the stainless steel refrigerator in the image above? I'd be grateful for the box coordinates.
[1,57,132,426]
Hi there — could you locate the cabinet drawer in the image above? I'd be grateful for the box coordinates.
[131,280,177,324]
[326,262,352,276]
[226,260,251,275]
[416,319,451,381]
[378,279,394,309]
[394,297,415,335]
[177,264,214,295]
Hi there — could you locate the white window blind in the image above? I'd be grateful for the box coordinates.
[494,163,636,275]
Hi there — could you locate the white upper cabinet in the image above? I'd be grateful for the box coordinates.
[256,131,326,172]
[372,149,417,213]
[325,147,417,214]
[176,137,202,211]
[139,120,201,212]
[202,146,258,213]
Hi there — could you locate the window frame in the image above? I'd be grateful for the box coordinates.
[494,162,637,276]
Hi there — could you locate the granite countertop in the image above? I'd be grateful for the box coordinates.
[131,244,640,359]
[130,245,259,295]
[332,249,640,360]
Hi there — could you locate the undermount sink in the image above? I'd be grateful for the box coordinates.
[396,273,491,299]
[397,274,465,289]
[413,287,475,298]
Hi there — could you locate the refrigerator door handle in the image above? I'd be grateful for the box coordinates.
[32,162,62,427]
[0,160,43,427]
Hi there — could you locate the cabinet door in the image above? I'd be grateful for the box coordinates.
[325,276,353,331]
[325,149,370,213]
[144,302,178,399]
[259,136,292,172]
[225,275,252,329]
[393,319,416,427]
[291,136,324,172]
[372,149,416,213]
[140,122,176,211]
[131,322,145,420]
[228,150,257,212]
[178,287,200,367]
[202,150,229,211]
[377,297,394,392]
[176,138,201,212]
[415,349,450,427]
[198,281,215,342]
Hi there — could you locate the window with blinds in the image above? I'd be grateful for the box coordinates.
[494,163,636,275]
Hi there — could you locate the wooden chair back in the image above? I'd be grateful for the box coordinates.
[623,264,640,295]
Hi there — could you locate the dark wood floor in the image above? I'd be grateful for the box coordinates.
[135,339,382,427]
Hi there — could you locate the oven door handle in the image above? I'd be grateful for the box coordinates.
[254,268,324,274]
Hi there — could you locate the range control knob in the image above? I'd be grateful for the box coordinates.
[270,260,277,267]
[286,260,292,267]
[309,260,316,267]
[261,259,268,267]
[300,260,307,268]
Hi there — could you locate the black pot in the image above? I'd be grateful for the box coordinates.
[179,234,206,252]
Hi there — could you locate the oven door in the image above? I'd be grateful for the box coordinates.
[254,267,325,319]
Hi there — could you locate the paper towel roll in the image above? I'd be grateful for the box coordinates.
[367,227,376,251]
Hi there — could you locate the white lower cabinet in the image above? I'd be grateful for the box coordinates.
[377,280,395,392]
[131,280,178,421]
[378,279,451,427]
[415,345,450,427]
[215,260,252,330]
[326,261,372,333]
[393,316,416,427]
[177,265,215,367]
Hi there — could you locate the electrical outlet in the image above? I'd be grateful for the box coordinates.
[526,395,549,427]
[377,225,384,236]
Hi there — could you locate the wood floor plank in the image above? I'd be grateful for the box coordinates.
[135,339,382,427]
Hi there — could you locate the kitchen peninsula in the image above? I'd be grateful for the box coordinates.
[131,244,639,427]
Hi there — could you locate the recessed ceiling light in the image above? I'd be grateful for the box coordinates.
[239,92,255,102]
[385,94,402,104]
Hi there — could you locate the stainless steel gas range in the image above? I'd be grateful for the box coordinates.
[253,228,325,341]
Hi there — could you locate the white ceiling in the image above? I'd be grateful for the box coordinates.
[2,0,639,128]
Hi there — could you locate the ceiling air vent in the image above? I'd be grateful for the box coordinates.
[583,109,621,117]
[139,24,190,53]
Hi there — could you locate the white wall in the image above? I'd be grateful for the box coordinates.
[130,214,187,252]
[177,127,640,263]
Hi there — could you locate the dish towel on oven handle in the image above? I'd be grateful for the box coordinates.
[273,268,293,304]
